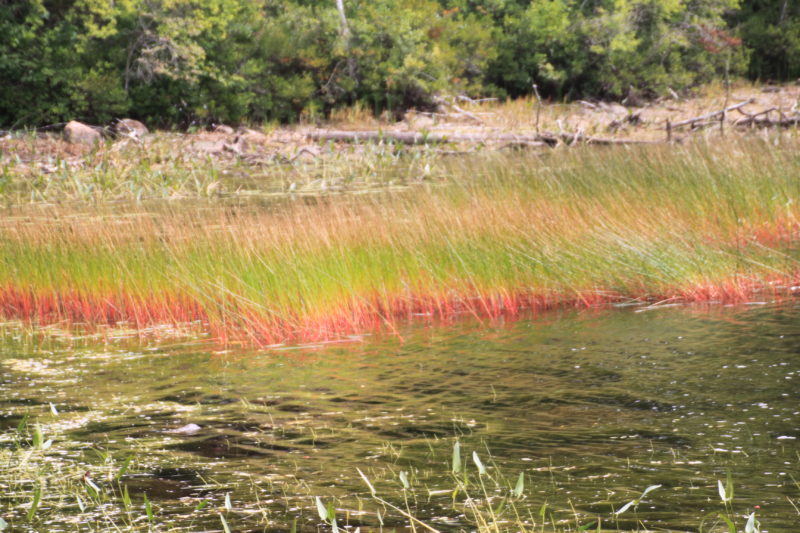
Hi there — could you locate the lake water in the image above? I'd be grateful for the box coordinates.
[1,303,799,531]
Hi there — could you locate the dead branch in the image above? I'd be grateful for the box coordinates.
[670,98,755,129]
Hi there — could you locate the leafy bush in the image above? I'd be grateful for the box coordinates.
[0,0,789,128]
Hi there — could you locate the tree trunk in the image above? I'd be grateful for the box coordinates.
[335,0,357,83]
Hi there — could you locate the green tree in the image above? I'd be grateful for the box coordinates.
[736,0,800,81]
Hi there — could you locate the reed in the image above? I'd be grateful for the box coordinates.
[1,138,799,344]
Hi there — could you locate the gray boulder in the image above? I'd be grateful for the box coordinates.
[213,124,235,134]
[113,118,149,138]
[63,121,101,145]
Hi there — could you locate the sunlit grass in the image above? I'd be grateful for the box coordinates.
[0,138,799,343]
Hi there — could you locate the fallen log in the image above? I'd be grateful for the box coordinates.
[738,116,800,128]
[307,130,657,147]
[308,130,547,146]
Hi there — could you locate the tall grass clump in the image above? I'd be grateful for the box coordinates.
[0,138,799,344]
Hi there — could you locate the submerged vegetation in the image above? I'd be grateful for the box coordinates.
[0,138,798,344]
[0,412,781,531]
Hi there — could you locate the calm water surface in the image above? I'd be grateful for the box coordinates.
[1,304,799,531]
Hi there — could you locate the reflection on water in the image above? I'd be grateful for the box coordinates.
[1,303,799,531]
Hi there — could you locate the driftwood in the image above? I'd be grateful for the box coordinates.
[670,98,754,129]
[308,130,544,146]
[434,96,486,124]
[307,129,657,147]
[738,116,800,128]
[733,106,800,128]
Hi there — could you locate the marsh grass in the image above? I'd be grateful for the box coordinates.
[1,138,799,343]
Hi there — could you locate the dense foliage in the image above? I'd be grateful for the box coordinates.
[0,0,794,127]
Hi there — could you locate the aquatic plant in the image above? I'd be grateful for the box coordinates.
[1,138,799,344]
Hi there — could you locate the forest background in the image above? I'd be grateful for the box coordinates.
[0,0,797,129]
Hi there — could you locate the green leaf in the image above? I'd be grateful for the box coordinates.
[144,493,154,523]
[513,472,524,498]
[326,501,336,522]
[717,479,728,503]
[115,455,133,480]
[315,497,327,521]
[27,486,41,521]
[725,471,734,503]
[452,441,461,474]
[718,512,736,533]
[472,451,486,475]
[122,484,131,510]
[32,424,43,449]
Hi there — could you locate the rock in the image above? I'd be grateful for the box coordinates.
[168,423,202,435]
[63,121,101,145]
[113,118,149,138]
[235,127,268,150]
[213,124,235,134]
[404,114,435,130]
[599,102,628,116]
